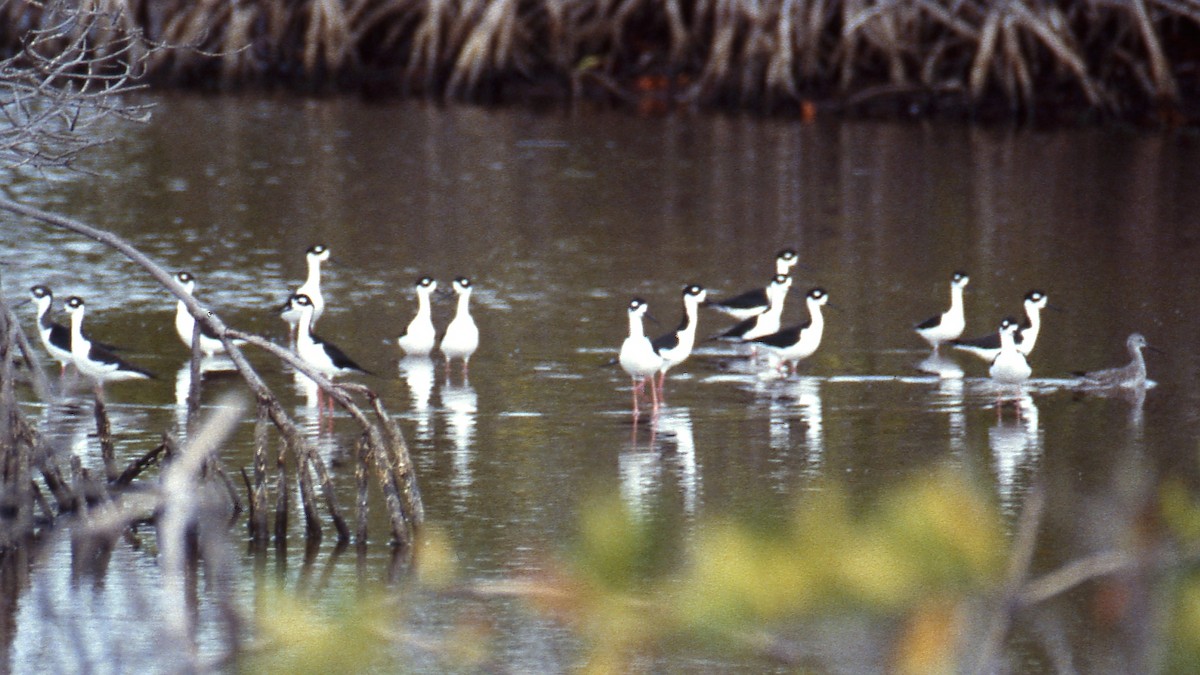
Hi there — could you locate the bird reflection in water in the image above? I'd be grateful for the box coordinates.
[619,407,699,521]
[988,391,1041,517]
[173,358,237,436]
[760,376,824,487]
[398,356,436,443]
[441,379,477,514]
[916,352,964,379]
[932,375,967,456]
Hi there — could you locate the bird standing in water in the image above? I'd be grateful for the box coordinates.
[915,271,969,352]
[619,298,663,417]
[651,284,706,403]
[440,277,479,378]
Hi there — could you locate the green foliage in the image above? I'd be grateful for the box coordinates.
[242,589,398,675]
[563,468,1007,669]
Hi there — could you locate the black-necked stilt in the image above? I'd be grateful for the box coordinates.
[281,244,330,333]
[619,297,663,416]
[440,277,479,377]
[705,249,799,319]
[1074,333,1157,389]
[915,271,969,352]
[27,285,122,374]
[750,287,830,375]
[397,276,438,357]
[650,284,706,399]
[711,274,792,343]
[173,271,242,358]
[988,317,1032,386]
[64,296,154,389]
[952,290,1052,361]
[28,285,74,372]
[288,292,370,379]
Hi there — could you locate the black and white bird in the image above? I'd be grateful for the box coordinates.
[439,277,479,377]
[750,287,830,375]
[650,284,706,399]
[27,285,122,374]
[1074,333,1156,389]
[64,296,154,389]
[711,274,792,343]
[173,271,243,358]
[705,249,799,319]
[397,276,438,357]
[952,290,1051,362]
[988,317,1032,387]
[619,297,663,416]
[281,244,330,334]
[28,285,75,372]
[915,271,969,352]
[287,292,369,379]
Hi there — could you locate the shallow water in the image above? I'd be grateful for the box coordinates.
[2,95,1200,671]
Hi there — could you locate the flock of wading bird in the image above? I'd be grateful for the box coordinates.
[19,244,1155,422]
[617,249,1159,417]
[21,245,479,415]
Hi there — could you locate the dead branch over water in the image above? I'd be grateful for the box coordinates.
[3,0,1198,119]
[0,195,423,556]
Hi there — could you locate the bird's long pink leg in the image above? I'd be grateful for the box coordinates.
[630,377,641,417]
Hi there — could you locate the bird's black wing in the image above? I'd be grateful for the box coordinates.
[706,287,768,312]
[951,332,1000,350]
[314,333,372,375]
[751,321,808,348]
[87,343,155,379]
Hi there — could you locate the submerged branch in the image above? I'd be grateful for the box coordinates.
[0,193,421,548]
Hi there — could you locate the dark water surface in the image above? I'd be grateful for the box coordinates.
[3,94,1200,671]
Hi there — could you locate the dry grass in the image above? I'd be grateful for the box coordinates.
[2,0,1199,117]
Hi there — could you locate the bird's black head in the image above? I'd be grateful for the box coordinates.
[30,285,51,299]
[65,296,85,310]
[176,271,194,284]
[292,293,314,308]
[418,276,436,288]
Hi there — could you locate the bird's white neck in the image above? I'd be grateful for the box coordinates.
[454,290,472,319]
[416,289,434,318]
[999,327,1017,351]
[627,312,645,339]
[807,298,826,330]
[69,309,89,357]
[948,285,965,317]
[763,288,788,321]
[305,256,323,288]
[296,309,316,349]
[1020,302,1042,349]
[679,298,701,338]
[35,296,52,324]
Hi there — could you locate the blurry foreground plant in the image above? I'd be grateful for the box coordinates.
[499,467,1200,673]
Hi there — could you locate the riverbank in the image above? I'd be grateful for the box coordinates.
[4,0,1199,126]
[9,0,1200,125]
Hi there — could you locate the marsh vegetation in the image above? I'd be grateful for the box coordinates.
[2,0,1199,122]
